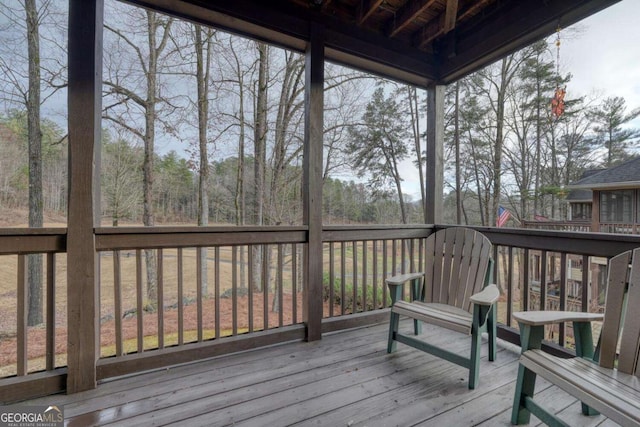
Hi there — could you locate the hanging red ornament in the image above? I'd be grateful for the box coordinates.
[551,87,565,118]
[551,26,566,119]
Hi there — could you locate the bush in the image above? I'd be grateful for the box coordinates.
[322,272,390,312]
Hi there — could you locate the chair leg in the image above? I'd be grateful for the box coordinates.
[511,364,537,425]
[387,310,400,353]
[468,319,481,389]
[413,319,422,335]
[410,278,422,336]
[487,305,497,362]
[511,324,544,425]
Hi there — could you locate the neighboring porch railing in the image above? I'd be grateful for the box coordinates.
[2,225,640,402]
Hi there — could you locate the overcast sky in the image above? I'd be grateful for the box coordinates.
[562,0,640,126]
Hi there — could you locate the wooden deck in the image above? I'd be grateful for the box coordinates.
[23,320,617,426]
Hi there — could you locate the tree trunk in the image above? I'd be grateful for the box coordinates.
[492,58,509,227]
[26,0,44,326]
[407,86,426,222]
[252,42,268,291]
[195,25,211,295]
[453,82,462,225]
[142,10,165,303]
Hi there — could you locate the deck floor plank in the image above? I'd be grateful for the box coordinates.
[17,320,622,426]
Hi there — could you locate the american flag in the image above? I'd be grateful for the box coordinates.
[496,206,511,227]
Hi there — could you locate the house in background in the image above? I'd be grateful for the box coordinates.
[566,156,640,234]
[524,158,640,316]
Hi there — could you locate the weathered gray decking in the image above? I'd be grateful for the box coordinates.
[24,320,617,426]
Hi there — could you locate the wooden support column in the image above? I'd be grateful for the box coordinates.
[592,190,600,232]
[67,0,103,393]
[303,23,324,342]
[425,84,445,225]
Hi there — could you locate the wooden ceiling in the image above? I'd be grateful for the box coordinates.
[126,0,622,86]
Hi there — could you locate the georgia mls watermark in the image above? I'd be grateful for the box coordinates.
[0,406,63,427]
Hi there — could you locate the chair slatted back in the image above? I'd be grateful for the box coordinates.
[423,228,492,313]
[599,248,640,375]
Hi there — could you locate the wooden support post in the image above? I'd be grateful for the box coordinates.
[425,84,444,225]
[592,191,600,232]
[303,23,324,342]
[67,0,103,393]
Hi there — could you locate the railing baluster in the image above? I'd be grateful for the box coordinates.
[197,247,203,342]
[232,246,238,336]
[506,247,513,327]
[352,241,357,314]
[177,248,184,346]
[157,249,164,349]
[135,249,143,354]
[215,247,221,339]
[493,245,499,289]
[401,238,406,274]
[392,239,397,275]
[278,244,284,327]
[340,242,346,315]
[46,253,55,370]
[362,241,367,312]
[329,242,334,318]
[292,243,298,323]
[114,250,123,356]
[263,244,269,331]
[409,238,415,272]
[523,248,530,312]
[248,246,254,333]
[540,250,548,311]
[372,240,378,310]
[419,237,424,277]
[559,252,567,346]
[246,246,253,332]
[17,254,27,376]
[382,240,388,308]
[581,255,590,313]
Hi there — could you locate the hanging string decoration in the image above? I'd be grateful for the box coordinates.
[551,26,566,119]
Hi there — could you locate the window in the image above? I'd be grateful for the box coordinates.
[570,202,592,220]
[600,190,633,222]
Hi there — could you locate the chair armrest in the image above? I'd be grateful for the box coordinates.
[513,310,603,326]
[385,272,424,286]
[470,284,500,306]
[386,272,424,304]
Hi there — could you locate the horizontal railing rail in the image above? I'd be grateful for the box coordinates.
[521,220,591,233]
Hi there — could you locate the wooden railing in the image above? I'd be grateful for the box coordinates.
[0,229,66,386]
[524,220,640,236]
[599,222,639,234]
[2,224,640,402]
[93,226,309,379]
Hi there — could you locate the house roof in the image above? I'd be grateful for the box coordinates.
[566,189,592,202]
[567,157,640,190]
[128,0,622,87]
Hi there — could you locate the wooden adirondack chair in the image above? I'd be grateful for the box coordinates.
[386,227,499,389]
[512,248,640,427]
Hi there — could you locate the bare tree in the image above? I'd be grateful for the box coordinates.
[102,3,175,303]
[0,0,66,325]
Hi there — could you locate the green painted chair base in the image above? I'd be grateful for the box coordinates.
[387,297,497,389]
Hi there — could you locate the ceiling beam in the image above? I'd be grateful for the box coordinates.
[387,0,438,38]
[438,0,622,83]
[415,0,486,49]
[443,0,459,33]
[357,0,384,25]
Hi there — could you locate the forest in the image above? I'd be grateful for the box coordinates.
[1,0,639,230]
